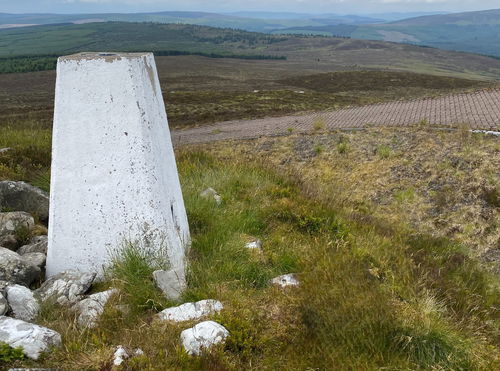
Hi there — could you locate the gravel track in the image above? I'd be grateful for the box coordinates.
[172,88,500,145]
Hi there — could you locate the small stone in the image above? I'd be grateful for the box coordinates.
[73,289,118,328]
[0,234,18,250]
[0,147,11,153]
[180,321,229,356]
[22,253,46,269]
[153,268,186,300]
[158,299,223,322]
[0,181,50,222]
[200,188,222,205]
[134,348,144,356]
[113,345,129,366]
[0,292,8,315]
[18,236,48,255]
[35,270,96,305]
[270,274,299,287]
[0,247,41,286]
[6,284,40,322]
[0,316,61,360]
[0,212,34,238]
[245,239,262,250]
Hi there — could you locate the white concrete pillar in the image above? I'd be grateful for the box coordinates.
[46,52,190,287]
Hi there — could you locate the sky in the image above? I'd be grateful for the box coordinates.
[0,0,499,15]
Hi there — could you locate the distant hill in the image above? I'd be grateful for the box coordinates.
[2,22,500,82]
[275,9,500,57]
[0,11,384,32]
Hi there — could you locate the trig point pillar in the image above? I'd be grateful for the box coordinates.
[46,52,190,286]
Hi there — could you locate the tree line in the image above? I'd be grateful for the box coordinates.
[0,51,286,74]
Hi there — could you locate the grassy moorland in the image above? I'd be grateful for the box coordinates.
[0,58,494,129]
[1,122,499,369]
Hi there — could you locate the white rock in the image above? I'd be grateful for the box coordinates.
[0,292,8,315]
[22,253,46,269]
[245,239,262,250]
[73,289,118,327]
[0,247,41,286]
[35,270,96,305]
[158,299,223,322]
[180,321,229,356]
[47,52,190,281]
[200,188,222,205]
[0,316,61,360]
[113,345,129,366]
[153,268,186,300]
[134,348,144,356]
[6,285,39,322]
[270,274,299,287]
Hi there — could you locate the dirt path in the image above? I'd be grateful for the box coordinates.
[171,88,500,145]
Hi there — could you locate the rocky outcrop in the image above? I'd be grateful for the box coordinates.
[180,321,229,355]
[0,212,34,238]
[21,252,46,270]
[17,236,48,255]
[158,299,223,322]
[73,289,118,327]
[0,316,61,360]
[0,181,49,222]
[0,247,41,286]
[35,270,96,305]
[0,234,18,250]
[0,291,8,315]
[5,284,39,322]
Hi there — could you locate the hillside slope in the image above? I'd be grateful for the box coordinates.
[2,22,500,81]
[276,9,500,57]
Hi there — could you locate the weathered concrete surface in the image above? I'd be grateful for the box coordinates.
[47,53,190,280]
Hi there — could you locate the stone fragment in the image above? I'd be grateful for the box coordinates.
[73,289,118,328]
[0,291,8,315]
[0,247,41,286]
[0,316,61,360]
[0,212,34,238]
[0,234,18,250]
[6,284,39,322]
[200,188,222,204]
[35,270,95,305]
[22,253,46,269]
[153,268,186,300]
[18,236,48,255]
[180,321,229,356]
[270,273,299,287]
[113,345,129,366]
[245,239,262,250]
[0,181,49,222]
[158,299,223,322]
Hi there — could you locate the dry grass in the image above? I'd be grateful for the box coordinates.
[1,120,499,370]
[215,126,499,261]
